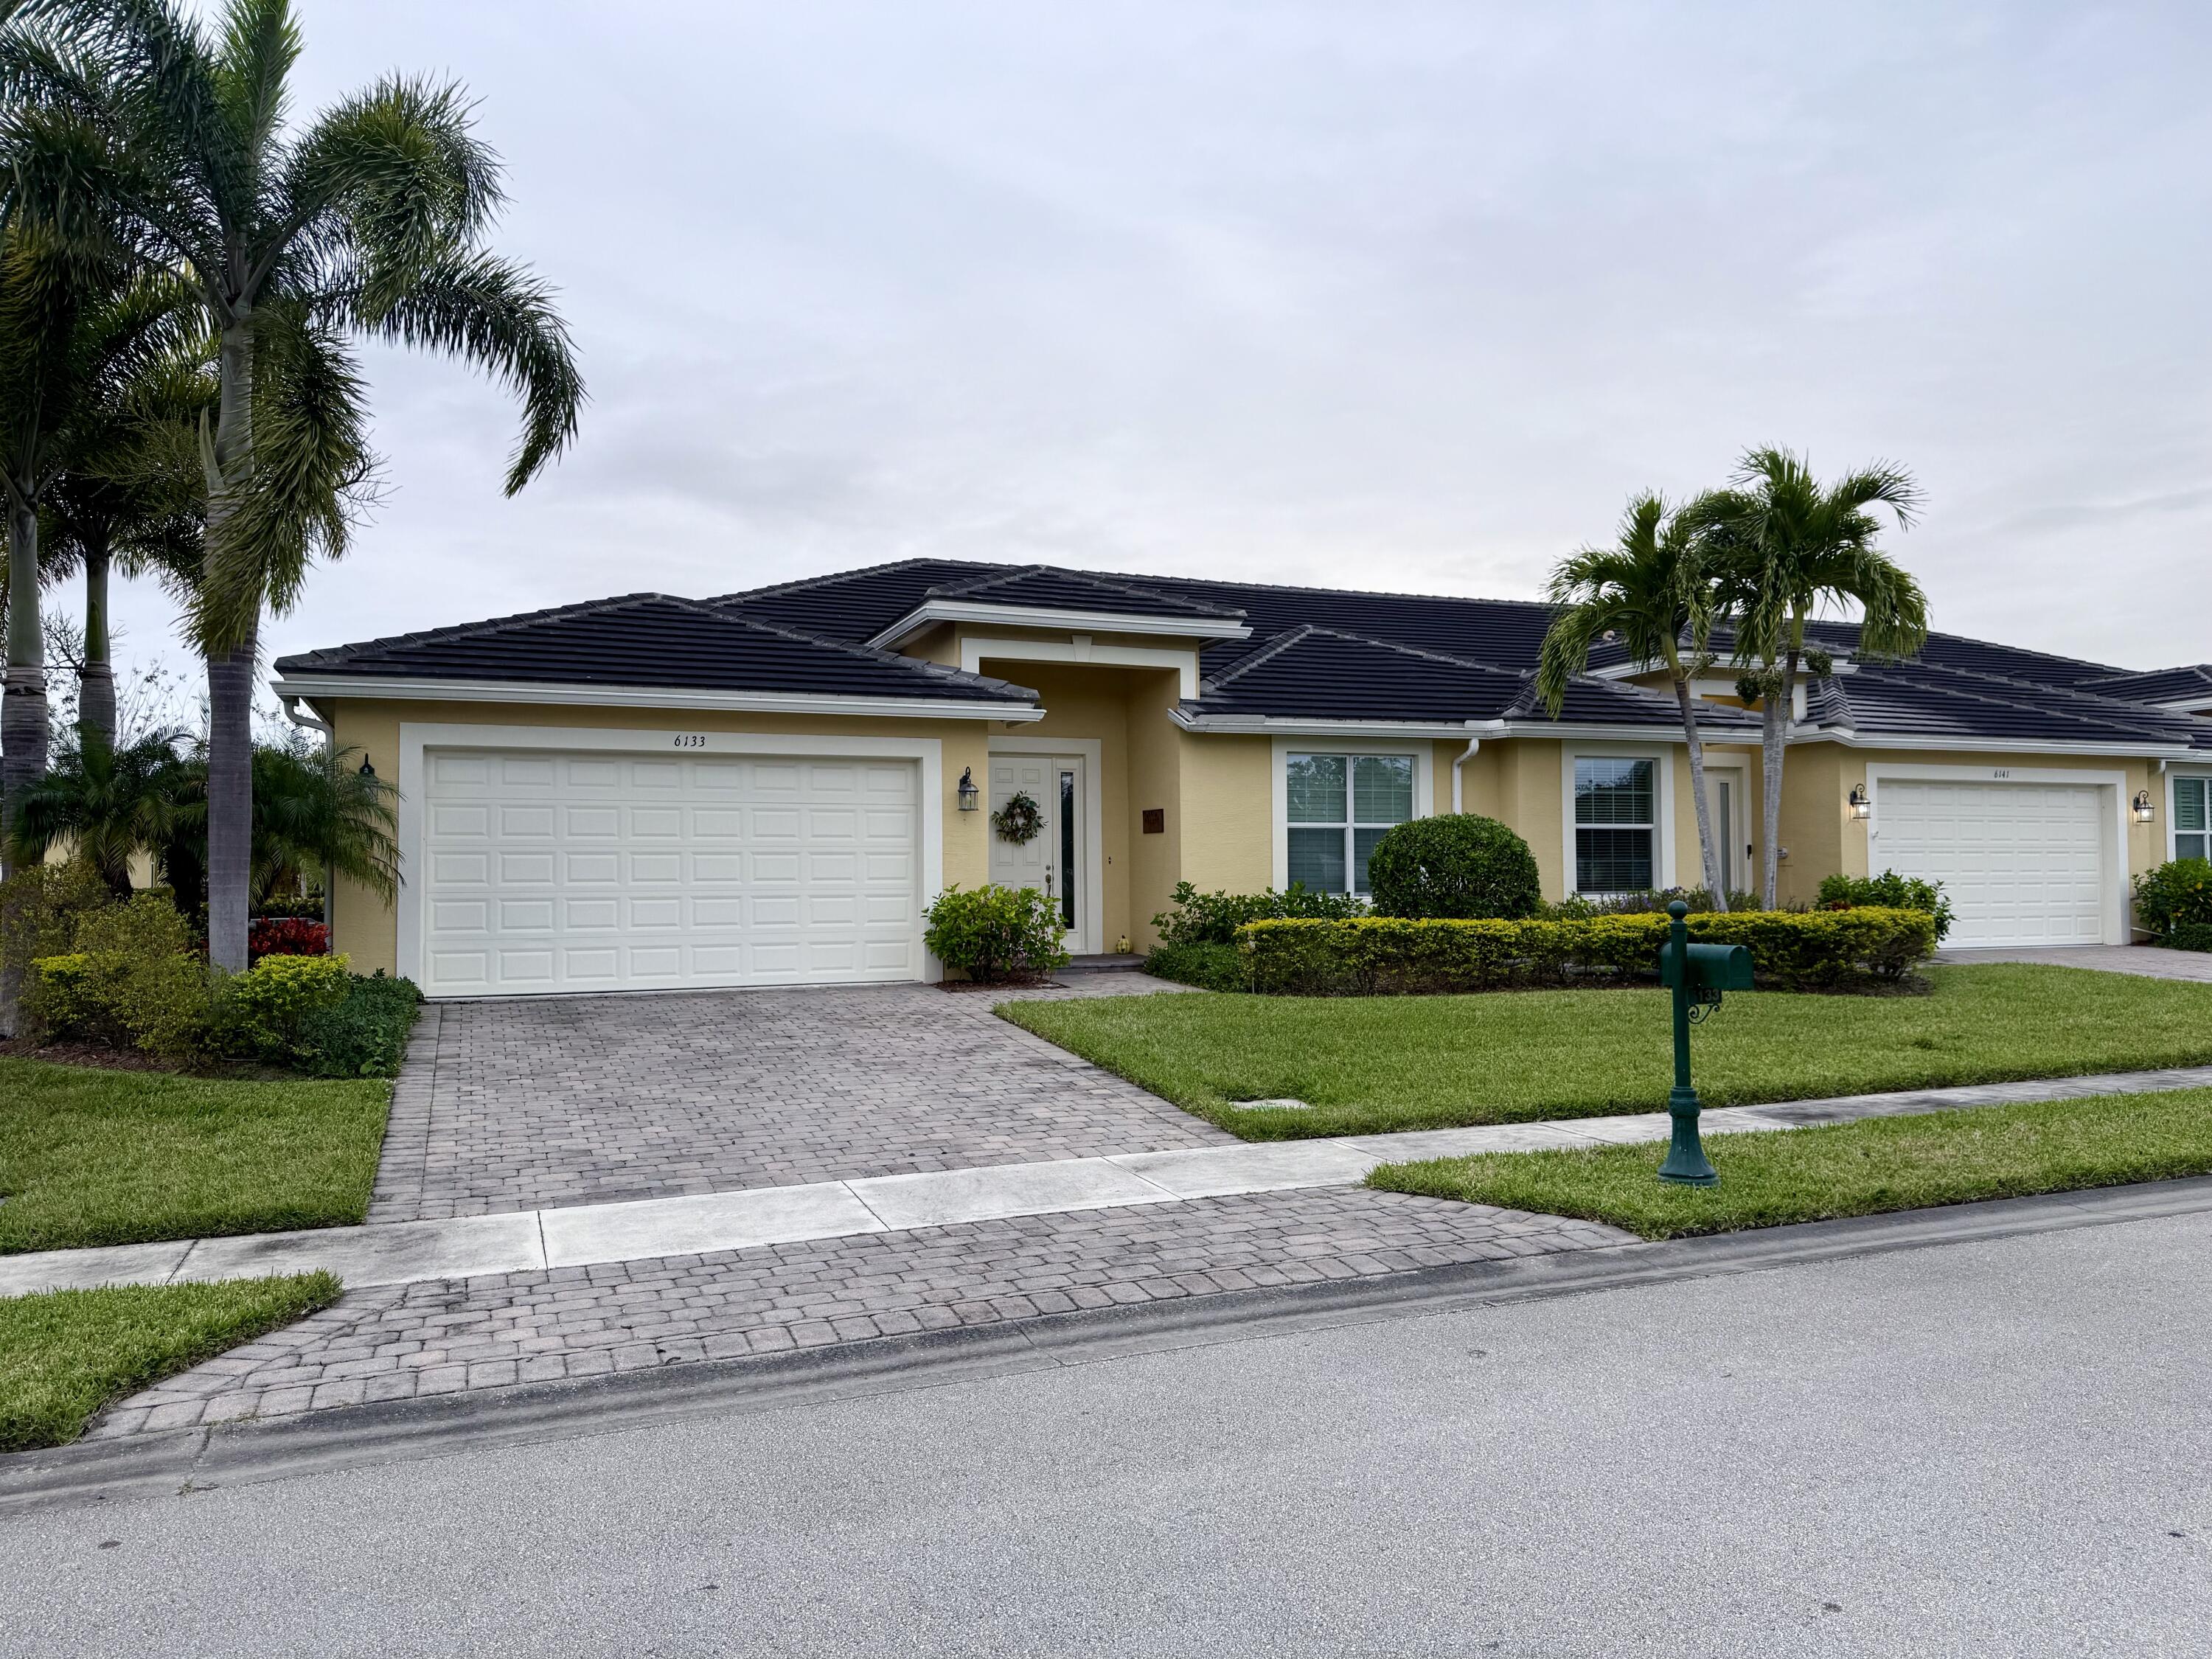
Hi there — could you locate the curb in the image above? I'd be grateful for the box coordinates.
[8,1173,2212,1516]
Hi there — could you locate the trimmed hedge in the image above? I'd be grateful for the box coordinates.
[1366,815,1542,919]
[1141,940,1249,991]
[1237,907,1938,996]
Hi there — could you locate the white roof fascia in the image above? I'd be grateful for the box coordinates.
[269,675,1046,723]
[868,601,1250,650]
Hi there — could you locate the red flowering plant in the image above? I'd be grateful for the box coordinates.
[248,916,331,962]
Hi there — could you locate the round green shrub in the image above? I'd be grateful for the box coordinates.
[923,883,1071,984]
[2134,858,2212,939]
[1365,815,1543,920]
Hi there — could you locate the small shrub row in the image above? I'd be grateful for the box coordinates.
[1141,939,1249,991]
[1817,870,1955,944]
[1150,880,1366,947]
[1236,908,1938,996]
[2135,858,2212,946]
[1539,886,1764,919]
[249,916,331,961]
[924,883,1071,984]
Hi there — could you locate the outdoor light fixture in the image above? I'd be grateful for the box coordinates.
[1848,783,1870,819]
[956,767,980,812]
[2133,790,2155,824]
[358,757,376,779]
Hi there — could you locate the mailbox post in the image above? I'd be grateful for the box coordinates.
[1654,900,1754,1187]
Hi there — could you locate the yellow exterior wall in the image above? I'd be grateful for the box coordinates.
[1121,674,1186,947]
[1173,731,1273,932]
[324,698,997,978]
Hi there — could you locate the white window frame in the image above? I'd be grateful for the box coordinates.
[1562,744,1674,896]
[1270,737,1431,893]
[2169,768,2212,863]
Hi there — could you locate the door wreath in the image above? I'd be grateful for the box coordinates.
[992,790,1045,845]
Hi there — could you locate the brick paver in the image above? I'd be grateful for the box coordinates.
[90,1188,1632,1439]
[1934,945,2212,983]
[372,978,1229,1222]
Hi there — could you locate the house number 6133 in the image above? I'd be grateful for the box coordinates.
[672,734,708,748]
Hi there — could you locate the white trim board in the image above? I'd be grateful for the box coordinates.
[1267,737,1434,891]
[1861,761,2131,947]
[2168,765,2212,863]
[988,736,1107,956]
[273,674,1040,724]
[394,723,949,990]
[869,601,1249,650]
[963,635,1201,700]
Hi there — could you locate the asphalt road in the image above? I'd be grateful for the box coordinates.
[6,1211,2212,1657]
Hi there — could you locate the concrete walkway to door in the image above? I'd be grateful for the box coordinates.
[369,976,1230,1224]
[1934,945,2212,983]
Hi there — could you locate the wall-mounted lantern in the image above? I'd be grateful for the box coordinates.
[956,767,981,812]
[2132,789,2156,824]
[358,757,377,779]
[1847,783,1870,819]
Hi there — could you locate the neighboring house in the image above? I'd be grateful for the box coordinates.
[272,560,2212,997]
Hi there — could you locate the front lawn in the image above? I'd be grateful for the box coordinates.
[1001,964,2212,1139]
[1368,1086,2212,1239]
[0,1060,389,1254]
[0,1274,341,1451]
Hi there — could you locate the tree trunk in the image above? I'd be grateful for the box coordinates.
[204,314,258,973]
[1757,651,1798,910]
[1674,675,1727,910]
[79,537,115,749]
[2,493,49,1034]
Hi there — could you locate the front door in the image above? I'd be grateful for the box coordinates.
[988,753,1085,950]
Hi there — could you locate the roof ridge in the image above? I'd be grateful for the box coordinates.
[278,592,682,669]
[1855,658,2193,737]
[1200,623,1317,689]
[704,557,992,609]
[650,594,1037,699]
[923,563,1247,619]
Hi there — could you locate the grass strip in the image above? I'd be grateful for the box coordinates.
[0,1060,389,1254]
[1366,1086,2212,1239]
[1001,964,2212,1140]
[0,1273,342,1452]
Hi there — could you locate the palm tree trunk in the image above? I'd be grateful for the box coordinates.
[1674,675,1727,909]
[79,537,115,749]
[1757,651,1799,910]
[204,315,258,973]
[2,492,49,1036]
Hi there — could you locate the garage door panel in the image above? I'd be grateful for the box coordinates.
[1877,781,2108,948]
[421,746,924,995]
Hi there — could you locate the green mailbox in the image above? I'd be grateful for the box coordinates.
[1657,940,1754,992]
[1655,902,1754,1188]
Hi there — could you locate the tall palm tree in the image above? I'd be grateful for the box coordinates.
[2,0,584,970]
[1693,447,1928,908]
[1537,492,1730,905]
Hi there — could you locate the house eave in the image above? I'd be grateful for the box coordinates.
[268,674,1046,723]
[1172,710,1483,740]
[1792,726,2196,759]
[867,601,1251,650]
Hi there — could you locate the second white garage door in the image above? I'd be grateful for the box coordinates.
[420,749,922,995]
[1874,780,2108,948]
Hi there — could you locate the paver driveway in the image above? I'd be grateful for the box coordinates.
[369,979,1231,1222]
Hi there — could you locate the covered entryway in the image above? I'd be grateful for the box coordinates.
[417,747,922,995]
[1872,778,2112,947]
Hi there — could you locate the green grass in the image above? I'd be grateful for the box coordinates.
[0,1273,341,1451]
[0,1060,389,1254]
[1367,1086,2212,1239]
[1001,964,2212,1140]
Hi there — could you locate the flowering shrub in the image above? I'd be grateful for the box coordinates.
[250,916,331,961]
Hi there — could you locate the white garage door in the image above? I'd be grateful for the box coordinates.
[420,749,921,995]
[1874,781,2107,948]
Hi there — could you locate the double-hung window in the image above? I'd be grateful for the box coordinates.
[2177,776,2211,862]
[1574,757,1656,893]
[1287,753,1413,894]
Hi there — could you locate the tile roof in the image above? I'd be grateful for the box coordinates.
[282,556,2211,751]
[274,593,1037,704]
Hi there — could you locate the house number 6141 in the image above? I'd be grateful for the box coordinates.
[672,734,708,748]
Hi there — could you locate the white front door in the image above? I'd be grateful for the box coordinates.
[987,753,1085,950]
[1874,779,2109,947]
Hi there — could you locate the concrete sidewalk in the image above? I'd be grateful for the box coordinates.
[9,1061,2211,1301]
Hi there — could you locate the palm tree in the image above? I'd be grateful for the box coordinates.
[1692,448,1928,908]
[1538,492,1730,906]
[3,0,584,970]
[6,725,187,894]
[243,740,395,909]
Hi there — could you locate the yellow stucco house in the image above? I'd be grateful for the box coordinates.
[271,560,2212,998]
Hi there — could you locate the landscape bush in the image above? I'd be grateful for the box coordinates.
[1365,815,1542,920]
[1141,939,1250,991]
[1236,907,1938,996]
[225,953,354,1055]
[2164,922,2212,953]
[1817,869,1955,944]
[27,893,215,1060]
[924,883,1071,984]
[1150,880,1366,947]
[291,972,424,1077]
[1540,886,1764,919]
[2134,858,2212,944]
[248,917,331,961]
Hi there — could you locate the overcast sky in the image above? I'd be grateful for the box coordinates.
[108,1,2212,685]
